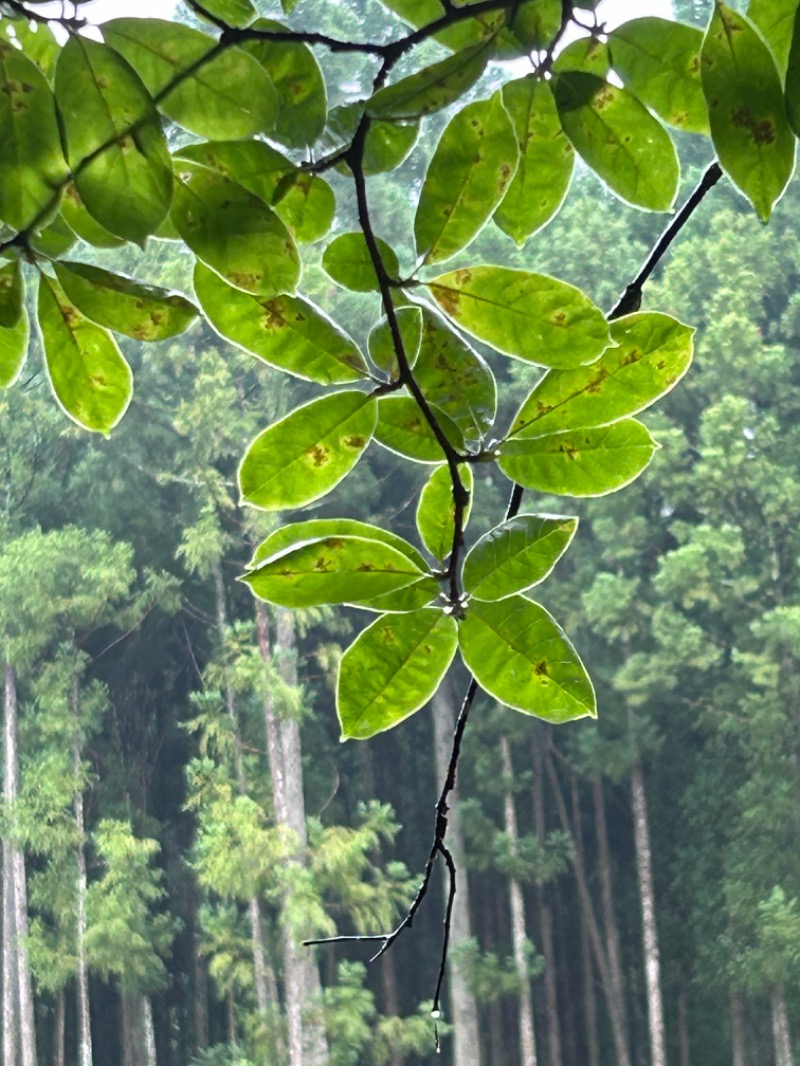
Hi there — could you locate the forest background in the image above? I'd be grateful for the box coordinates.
[0,0,798,1065]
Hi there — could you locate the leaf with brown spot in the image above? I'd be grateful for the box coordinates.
[374,395,466,463]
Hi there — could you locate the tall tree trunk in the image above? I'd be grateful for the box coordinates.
[257,602,328,1066]
[122,992,156,1066]
[4,664,36,1066]
[143,995,157,1066]
[532,732,561,1066]
[592,777,630,1060]
[431,681,482,1066]
[677,985,690,1066]
[71,673,93,1066]
[54,987,65,1066]
[3,827,18,1066]
[731,991,745,1066]
[772,987,794,1066]
[631,758,667,1066]
[571,777,599,1066]
[546,754,631,1066]
[500,735,537,1066]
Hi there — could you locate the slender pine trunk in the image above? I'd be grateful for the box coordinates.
[571,776,599,1066]
[257,603,328,1066]
[731,990,745,1066]
[532,732,561,1066]
[54,987,65,1066]
[772,987,793,1066]
[2,827,18,1066]
[432,681,482,1066]
[631,758,667,1066]
[143,996,157,1066]
[71,673,93,1066]
[500,735,537,1066]
[677,984,690,1066]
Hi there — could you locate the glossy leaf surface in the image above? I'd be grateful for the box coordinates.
[415,93,518,265]
[251,518,429,571]
[609,18,708,133]
[458,595,596,721]
[368,306,423,377]
[748,0,797,77]
[499,418,658,497]
[508,312,694,439]
[463,514,577,601]
[428,267,610,368]
[374,396,465,463]
[194,263,368,384]
[0,41,67,232]
[322,232,399,292]
[54,262,197,341]
[104,19,278,138]
[494,78,574,246]
[554,72,680,211]
[239,390,376,510]
[416,464,474,562]
[38,274,132,434]
[368,43,490,120]
[171,162,300,297]
[338,609,458,740]
[0,311,28,388]
[242,535,423,606]
[703,4,794,221]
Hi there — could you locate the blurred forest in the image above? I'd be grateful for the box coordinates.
[2,0,800,1064]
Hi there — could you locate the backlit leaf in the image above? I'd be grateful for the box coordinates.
[553,35,611,76]
[171,161,300,297]
[494,77,574,246]
[368,306,423,377]
[609,18,708,133]
[322,232,399,292]
[507,312,694,439]
[322,102,419,174]
[38,274,132,434]
[0,310,28,388]
[498,418,657,497]
[239,390,376,510]
[54,36,173,244]
[0,261,23,329]
[428,266,610,368]
[251,518,429,571]
[352,577,442,614]
[554,71,680,211]
[338,609,458,740]
[368,42,491,120]
[2,19,60,79]
[416,463,474,562]
[377,0,504,52]
[104,18,278,138]
[416,93,518,264]
[782,6,800,139]
[194,0,255,28]
[374,395,466,463]
[61,183,126,249]
[241,19,327,147]
[748,0,797,76]
[54,261,198,342]
[194,263,368,384]
[414,305,496,440]
[463,514,577,601]
[242,535,423,606]
[703,4,794,221]
[0,41,67,232]
[458,595,596,721]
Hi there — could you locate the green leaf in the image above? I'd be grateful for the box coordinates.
[554,72,680,211]
[368,42,491,120]
[428,267,610,368]
[374,395,466,463]
[193,0,255,28]
[377,0,505,52]
[414,306,496,440]
[194,263,368,385]
[353,576,442,614]
[552,35,611,76]
[416,93,518,265]
[494,78,574,246]
[322,233,399,292]
[609,18,708,134]
[703,4,794,222]
[104,18,278,139]
[37,274,132,434]
[0,41,67,232]
[28,214,76,258]
[251,518,429,571]
[0,261,23,329]
[2,19,61,79]
[176,140,334,244]
[240,19,327,148]
[748,0,797,76]
[498,419,658,497]
[462,514,577,601]
[338,609,458,740]
[54,36,173,245]
[781,6,800,141]
[505,0,563,54]
[416,463,474,561]
[171,161,300,297]
[60,183,126,249]
[507,312,694,439]
[368,306,423,377]
[322,102,419,174]
[458,595,595,722]
[242,535,423,607]
[238,391,376,511]
[0,310,28,388]
[53,261,198,342]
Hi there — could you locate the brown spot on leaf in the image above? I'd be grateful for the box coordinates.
[343,435,366,448]
[382,627,395,644]
[731,106,775,145]
[433,286,460,316]
[259,299,286,331]
[305,444,331,467]
[558,443,578,460]
[534,660,549,678]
